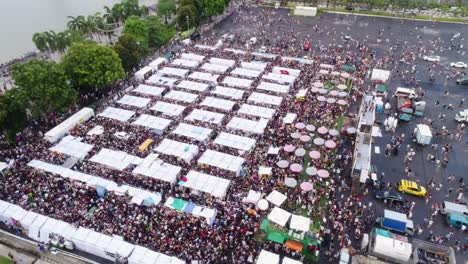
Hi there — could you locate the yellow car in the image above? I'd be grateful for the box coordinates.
[397,180,427,197]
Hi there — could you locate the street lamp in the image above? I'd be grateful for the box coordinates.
[186,15,190,31]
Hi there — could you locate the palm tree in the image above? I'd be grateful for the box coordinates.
[103,5,114,24]
[140,5,150,17]
[67,15,86,31]
[111,3,125,24]
[44,31,58,53]
[32,32,48,52]
[55,32,69,53]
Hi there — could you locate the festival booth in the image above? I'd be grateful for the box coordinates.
[241,61,268,72]
[258,167,272,178]
[90,148,143,171]
[238,104,276,119]
[189,71,219,84]
[164,90,199,103]
[214,132,256,152]
[243,190,262,204]
[49,135,94,160]
[263,72,296,85]
[182,170,231,198]
[164,197,217,225]
[227,117,269,134]
[224,48,247,55]
[195,44,217,50]
[135,66,153,81]
[231,68,262,78]
[180,53,205,62]
[211,86,245,100]
[158,67,189,78]
[201,63,230,74]
[150,101,186,117]
[248,92,283,106]
[294,6,317,17]
[146,74,177,88]
[256,250,280,264]
[44,107,94,143]
[133,153,181,184]
[133,84,165,97]
[371,69,391,83]
[295,89,307,101]
[154,139,199,163]
[201,97,236,111]
[148,57,167,70]
[283,113,297,125]
[26,212,49,241]
[185,109,225,125]
[198,149,245,175]
[1,203,27,226]
[209,57,236,67]
[272,67,301,77]
[173,123,213,142]
[177,80,210,93]
[222,76,253,89]
[38,218,77,243]
[99,107,135,122]
[128,245,183,264]
[117,95,151,108]
[0,161,8,174]
[170,58,199,68]
[133,114,172,134]
[257,82,290,94]
[282,56,314,64]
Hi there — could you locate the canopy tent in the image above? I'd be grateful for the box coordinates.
[267,207,291,227]
[224,48,247,54]
[104,237,135,261]
[258,166,272,176]
[282,56,314,64]
[133,114,172,134]
[27,213,48,241]
[262,72,296,84]
[241,61,267,72]
[2,203,27,226]
[44,107,94,143]
[181,170,231,198]
[90,148,143,171]
[238,104,276,119]
[198,149,245,174]
[133,154,181,184]
[148,57,167,70]
[272,66,301,77]
[132,84,165,97]
[266,190,287,207]
[164,90,198,103]
[173,123,213,142]
[201,97,236,111]
[117,95,151,108]
[164,197,217,225]
[214,132,256,151]
[180,53,205,62]
[227,117,269,134]
[209,57,236,67]
[290,214,311,232]
[158,67,189,77]
[248,92,283,106]
[99,107,135,122]
[201,63,230,74]
[257,81,290,94]
[283,257,303,264]
[0,161,8,172]
[267,146,281,155]
[243,190,262,204]
[283,113,297,124]
[135,66,153,81]
[146,74,177,87]
[211,86,245,100]
[185,109,225,125]
[49,135,94,160]
[231,68,262,78]
[154,139,199,163]
[371,68,391,82]
[150,101,186,117]
[138,138,153,152]
[256,250,280,264]
[222,76,253,89]
[251,52,278,59]
[195,44,217,50]
[170,58,199,68]
[189,71,219,84]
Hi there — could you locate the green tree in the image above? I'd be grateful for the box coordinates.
[0,90,28,140]
[157,0,177,24]
[67,15,86,31]
[122,15,149,49]
[201,0,225,19]
[61,42,125,91]
[11,60,77,118]
[177,5,196,31]
[113,34,145,72]
[145,16,175,48]
[32,32,48,52]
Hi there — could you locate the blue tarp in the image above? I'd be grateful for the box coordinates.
[183,202,196,213]
[96,184,106,198]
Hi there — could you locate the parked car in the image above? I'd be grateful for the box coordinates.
[190,31,201,41]
[376,190,405,203]
[397,180,427,197]
[450,61,467,68]
[422,55,440,62]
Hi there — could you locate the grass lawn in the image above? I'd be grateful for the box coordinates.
[0,256,13,264]
[335,115,344,132]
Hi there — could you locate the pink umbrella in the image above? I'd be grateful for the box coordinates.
[317,96,326,102]
[313,81,324,88]
[300,135,311,142]
[284,144,296,152]
[311,87,320,93]
[300,182,314,192]
[340,72,350,78]
[317,169,330,178]
[290,163,303,173]
[295,122,305,129]
[329,90,339,96]
[325,140,337,149]
[337,99,347,105]
[309,150,321,159]
[317,126,328,134]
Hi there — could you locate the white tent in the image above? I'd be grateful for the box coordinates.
[214,132,256,151]
[0,200,11,223]
[164,90,198,103]
[251,52,278,59]
[150,101,186,116]
[211,86,245,100]
[226,117,269,134]
[256,250,280,264]
[158,67,189,77]
[185,109,225,125]
[240,61,267,72]
[133,85,165,97]
[282,56,314,64]
[283,257,303,264]
[371,69,391,82]
[135,66,153,81]
[0,161,8,172]
[27,213,48,241]
[224,48,247,55]
[272,66,301,77]
[173,123,213,141]
[231,68,262,78]
[267,146,281,155]
[49,135,94,160]
[201,63,230,73]
[171,58,199,68]
[198,149,245,173]
[90,148,143,171]
[283,113,297,124]
[267,207,291,227]
[180,53,205,62]
[248,92,283,106]
[133,114,172,133]
[195,44,217,50]
[201,97,236,111]
[104,237,135,261]
[243,190,262,204]
[258,167,272,176]
[262,72,296,84]
[133,154,181,184]
[209,57,235,67]
[266,190,287,206]
[146,74,177,88]
[44,107,94,143]
[189,71,219,83]
[183,170,231,198]
[222,76,253,89]
[177,80,209,92]
[290,214,311,232]
[148,57,167,70]
[155,139,199,163]
[117,95,151,108]
[257,82,290,94]
[99,107,135,122]
[2,204,27,226]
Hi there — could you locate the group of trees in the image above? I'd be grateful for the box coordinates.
[32,30,85,54]
[176,0,231,31]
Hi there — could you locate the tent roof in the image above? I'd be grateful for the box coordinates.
[267,207,291,227]
[256,250,280,264]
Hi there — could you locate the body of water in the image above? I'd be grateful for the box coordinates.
[0,0,153,63]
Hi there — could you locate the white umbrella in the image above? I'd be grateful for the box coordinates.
[257,199,269,210]
[306,167,318,176]
[313,138,325,145]
[285,177,298,188]
[291,132,301,139]
[338,91,348,97]
[295,148,306,157]
[337,84,347,90]
[306,125,316,132]
[328,129,339,136]
[331,71,340,76]
[326,98,336,104]
[317,96,326,102]
[319,89,328,94]
[347,127,357,134]
[277,160,289,168]
[340,72,350,78]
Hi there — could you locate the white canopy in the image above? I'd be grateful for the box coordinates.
[177,80,209,92]
[148,57,167,70]
[371,69,391,82]
[243,190,262,204]
[240,61,267,72]
[27,213,48,241]
[195,44,217,50]
[99,107,135,122]
[104,237,135,260]
[258,166,272,176]
[150,101,186,116]
[231,68,262,78]
[222,76,253,89]
[251,52,278,59]
[266,190,287,206]
[158,67,189,77]
[283,113,297,124]
[44,107,94,143]
[267,146,281,155]
[173,123,213,141]
[209,57,236,67]
[135,66,153,81]
[238,104,276,119]
[180,53,205,62]
[227,117,269,134]
[198,149,245,173]
[164,90,198,103]
[282,56,314,64]
[272,66,301,77]
[262,72,296,84]
[211,86,245,100]
[2,204,27,226]
[248,92,283,106]
[185,109,225,125]
[146,74,177,87]
[257,81,290,94]
[133,84,165,97]
[201,63,230,73]
[283,257,303,264]
[267,207,291,227]
[117,95,151,108]
[214,132,256,151]
[201,97,236,111]
[133,114,172,132]
[49,135,94,160]
[183,170,231,198]
[171,58,199,68]
[154,139,199,163]
[290,214,311,232]
[90,148,143,171]
[133,154,181,184]
[189,71,219,83]
[256,250,280,264]
[0,161,7,172]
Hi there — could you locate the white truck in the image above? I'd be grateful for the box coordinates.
[455,109,468,122]
[371,233,412,262]
[414,124,432,145]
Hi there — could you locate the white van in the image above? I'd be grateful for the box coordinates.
[395,87,416,98]
[441,201,468,217]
